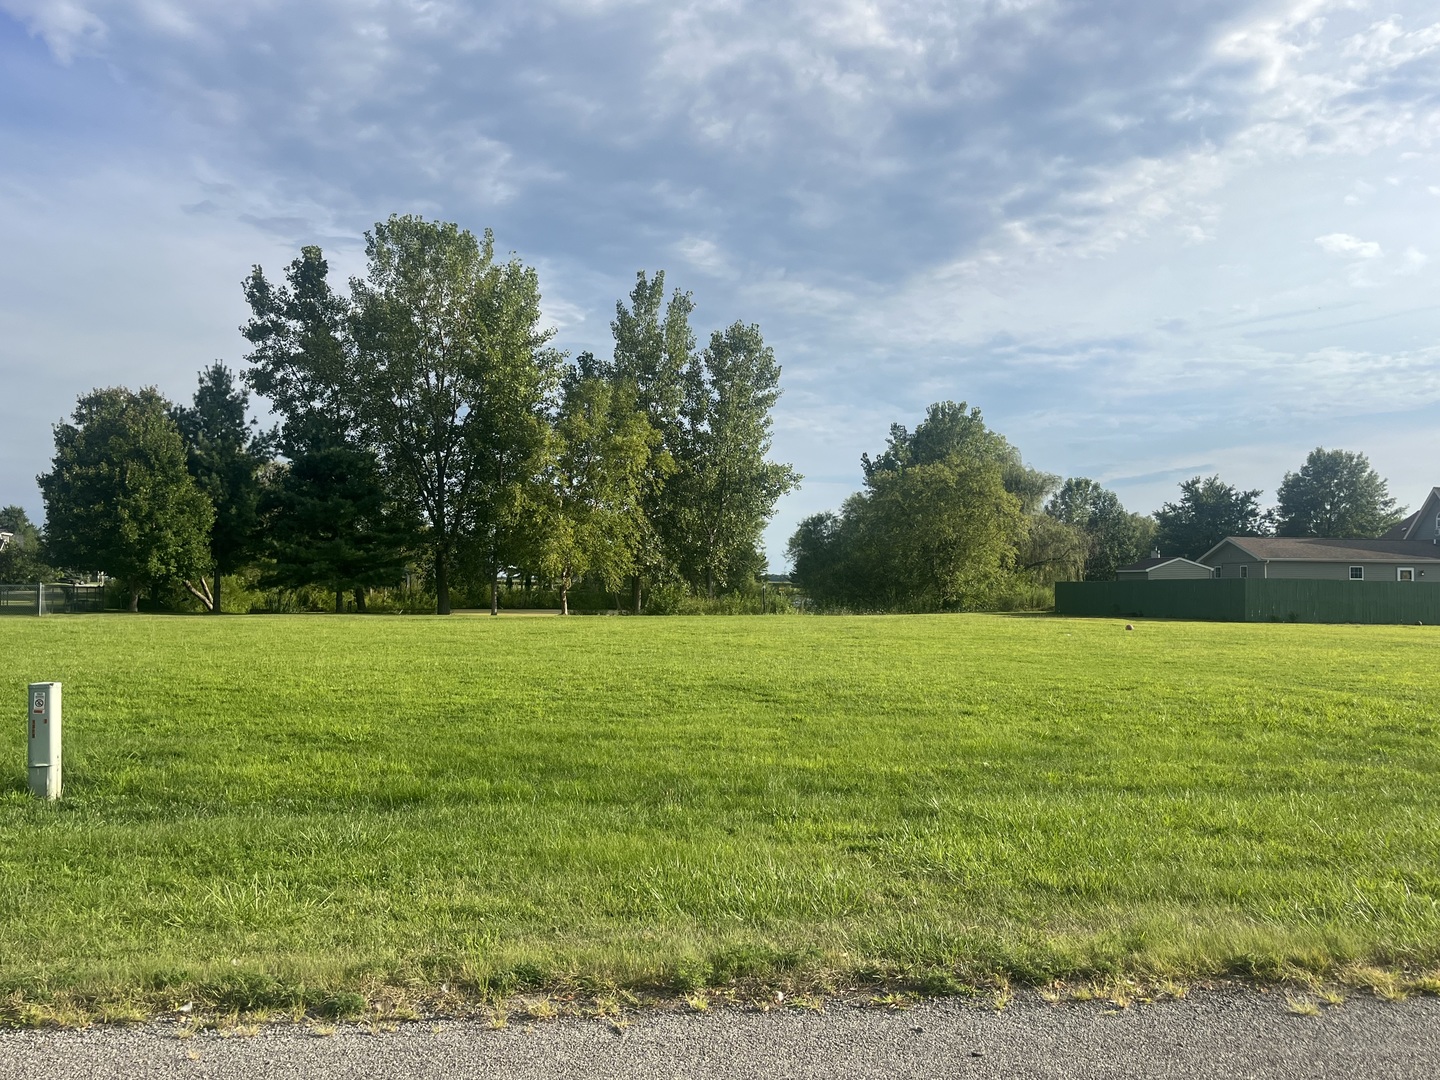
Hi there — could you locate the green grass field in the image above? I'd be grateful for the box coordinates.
[0,612,1438,1015]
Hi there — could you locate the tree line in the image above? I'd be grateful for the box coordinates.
[28,215,798,614]
[786,402,1407,612]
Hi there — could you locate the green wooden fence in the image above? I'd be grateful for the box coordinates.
[1055,579,1440,624]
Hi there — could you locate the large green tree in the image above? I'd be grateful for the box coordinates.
[0,506,55,583]
[538,354,662,614]
[784,510,847,607]
[862,400,1056,512]
[841,457,1022,610]
[1153,475,1267,558]
[609,271,695,610]
[349,216,561,615]
[39,387,213,611]
[1046,477,1156,579]
[788,402,1030,611]
[171,363,274,613]
[1274,448,1404,538]
[672,322,800,597]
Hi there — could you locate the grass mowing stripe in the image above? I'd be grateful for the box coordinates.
[0,613,1437,1009]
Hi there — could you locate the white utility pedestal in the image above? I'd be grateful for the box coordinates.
[27,682,61,800]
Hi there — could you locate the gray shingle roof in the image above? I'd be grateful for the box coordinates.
[1218,537,1440,563]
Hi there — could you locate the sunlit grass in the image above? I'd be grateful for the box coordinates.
[0,612,1437,1013]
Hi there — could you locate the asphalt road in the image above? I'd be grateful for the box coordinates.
[0,987,1435,1079]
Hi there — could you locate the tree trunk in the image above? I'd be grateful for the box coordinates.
[490,577,500,616]
[212,571,222,614]
[128,590,139,613]
[436,551,451,615]
[560,581,569,616]
[631,575,642,615]
[182,579,214,611]
[335,588,344,613]
[354,587,367,613]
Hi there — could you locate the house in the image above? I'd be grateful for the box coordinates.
[1058,486,1440,623]
[1197,537,1440,582]
[1116,554,1213,580]
[1196,486,1440,582]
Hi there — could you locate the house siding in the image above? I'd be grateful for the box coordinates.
[1264,560,1440,581]
[1212,560,1262,580]
[1201,541,1255,578]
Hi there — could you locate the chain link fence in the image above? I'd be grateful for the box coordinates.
[0,584,106,615]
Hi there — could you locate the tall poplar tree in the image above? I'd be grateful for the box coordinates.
[672,322,799,597]
[610,271,695,610]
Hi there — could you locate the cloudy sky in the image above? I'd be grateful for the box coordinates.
[2,0,1438,566]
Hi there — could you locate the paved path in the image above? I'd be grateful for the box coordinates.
[0,987,1435,1079]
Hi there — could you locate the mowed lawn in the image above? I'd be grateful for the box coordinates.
[0,612,1438,1008]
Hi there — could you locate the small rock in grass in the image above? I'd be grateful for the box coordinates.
[1125,624,1134,631]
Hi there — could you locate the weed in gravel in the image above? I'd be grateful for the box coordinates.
[871,992,914,1009]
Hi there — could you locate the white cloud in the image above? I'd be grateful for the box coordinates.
[1315,232,1383,258]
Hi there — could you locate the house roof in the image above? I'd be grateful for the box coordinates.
[1202,536,1440,564]
[1382,487,1440,540]
[1117,556,1210,572]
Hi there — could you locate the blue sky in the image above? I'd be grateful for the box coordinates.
[2,0,1439,566]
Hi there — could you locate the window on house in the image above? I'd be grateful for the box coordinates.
[1398,567,1415,582]
[1350,566,1364,580]
[1213,566,1222,579]
[1239,565,1248,579]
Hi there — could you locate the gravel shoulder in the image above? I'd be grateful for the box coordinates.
[0,986,1435,1080]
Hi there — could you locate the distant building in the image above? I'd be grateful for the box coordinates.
[1060,487,1440,623]
[1115,554,1213,580]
